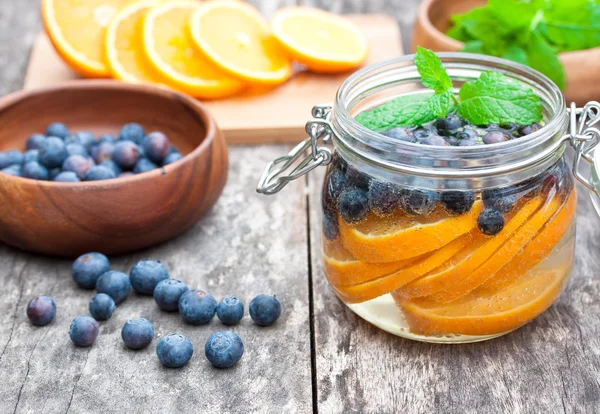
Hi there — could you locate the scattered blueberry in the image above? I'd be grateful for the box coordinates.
[92,142,115,164]
[482,188,518,213]
[39,137,68,168]
[457,127,479,141]
[154,279,189,312]
[401,188,437,216]
[1,165,21,176]
[23,149,39,163]
[99,159,121,176]
[122,318,154,350]
[130,259,169,295]
[205,331,244,368]
[46,122,69,139]
[65,143,89,157]
[113,141,140,170]
[89,293,116,321]
[162,152,183,166]
[26,296,56,326]
[338,187,369,223]
[345,166,370,190]
[412,127,433,141]
[62,155,93,179]
[436,115,464,135]
[179,289,217,325]
[22,161,49,180]
[72,252,110,289]
[54,171,80,182]
[216,296,244,325]
[96,270,131,304]
[156,333,193,368]
[120,123,145,144]
[142,132,170,163]
[440,191,475,215]
[367,180,402,216]
[69,316,99,347]
[483,131,509,144]
[478,208,505,236]
[85,165,116,181]
[249,294,281,326]
[383,128,417,143]
[322,211,339,241]
[26,133,46,150]
[4,150,23,166]
[133,158,158,174]
[519,123,541,136]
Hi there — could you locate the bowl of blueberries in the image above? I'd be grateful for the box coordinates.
[0,80,228,256]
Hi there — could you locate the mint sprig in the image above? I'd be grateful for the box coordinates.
[355,47,542,131]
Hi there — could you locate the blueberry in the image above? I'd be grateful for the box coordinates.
[120,123,145,144]
[54,171,80,182]
[122,318,154,350]
[113,141,140,170]
[133,158,158,174]
[519,123,541,137]
[22,161,49,180]
[85,165,116,181]
[483,131,509,144]
[96,270,131,304]
[457,127,479,141]
[99,159,121,176]
[179,289,217,325]
[216,296,244,325]
[69,315,99,347]
[327,167,348,201]
[156,333,193,368]
[249,294,281,326]
[4,150,23,166]
[458,137,479,146]
[142,132,171,163]
[66,131,96,151]
[46,122,69,139]
[1,165,21,176]
[322,211,339,241]
[345,166,370,190]
[154,279,189,312]
[66,143,89,157]
[482,188,518,213]
[130,259,169,295]
[49,168,61,180]
[92,142,115,164]
[436,115,464,135]
[97,134,117,144]
[422,135,450,146]
[72,252,110,289]
[383,128,417,143]
[338,187,369,223]
[162,152,183,166]
[444,136,460,146]
[26,133,46,150]
[478,208,504,236]
[0,152,8,169]
[205,331,244,368]
[400,188,437,216]
[367,180,402,216]
[137,145,146,159]
[39,137,68,168]
[168,145,179,154]
[26,296,56,326]
[440,191,475,215]
[413,127,433,140]
[62,155,92,179]
[89,293,116,321]
[23,149,39,163]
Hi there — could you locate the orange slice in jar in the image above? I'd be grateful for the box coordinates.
[42,0,140,77]
[338,201,484,263]
[189,0,293,85]
[393,265,570,336]
[333,233,470,304]
[482,190,576,291]
[271,7,369,73]
[397,196,543,300]
[142,2,245,98]
[427,193,566,303]
[322,238,415,287]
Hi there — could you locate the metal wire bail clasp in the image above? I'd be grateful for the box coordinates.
[256,105,334,195]
[568,101,600,197]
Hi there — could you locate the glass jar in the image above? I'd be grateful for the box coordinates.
[258,53,600,343]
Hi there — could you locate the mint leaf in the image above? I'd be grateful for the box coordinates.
[526,32,566,89]
[428,90,453,118]
[355,94,437,131]
[414,46,452,93]
[456,71,542,125]
[462,40,485,54]
[501,45,529,66]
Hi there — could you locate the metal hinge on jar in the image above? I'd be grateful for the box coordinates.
[257,104,333,195]
[567,101,600,199]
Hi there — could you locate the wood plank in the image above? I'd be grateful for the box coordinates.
[308,168,600,413]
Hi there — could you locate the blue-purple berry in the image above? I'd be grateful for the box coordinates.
[22,161,49,180]
[26,134,46,150]
[66,131,95,151]
[478,208,505,236]
[99,159,121,176]
[65,143,89,157]
[97,134,117,144]
[157,333,193,368]
[120,123,145,144]
[142,132,170,163]
[39,137,68,168]
[338,187,369,223]
[54,171,80,182]
[23,149,39,163]
[62,155,93,179]
[216,296,244,325]
[96,270,131,304]
[26,296,56,326]
[69,315,99,347]
[205,331,244,368]
[46,122,69,139]
[154,279,189,312]
[179,289,217,325]
[4,150,23,166]
[1,165,21,176]
[121,318,154,350]
[89,293,116,321]
[249,294,281,326]
[130,259,169,295]
[113,141,140,170]
[133,158,157,174]
[92,142,115,164]
[85,165,116,181]
[162,152,183,166]
[72,252,110,289]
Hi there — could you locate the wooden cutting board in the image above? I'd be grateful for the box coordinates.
[24,14,403,145]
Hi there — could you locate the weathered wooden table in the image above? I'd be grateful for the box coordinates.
[2,1,600,413]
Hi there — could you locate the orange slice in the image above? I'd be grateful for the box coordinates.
[322,238,413,287]
[105,1,169,84]
[394,265,570,336]
[428,194,565,303]
[398,196,543,300]
[333,234,470,304]
[482,190,576,291]
[142,2,245,98]
[338,201,483,263]
[42,0,139,77]
[189,1,293,85]
[271,7,369,73]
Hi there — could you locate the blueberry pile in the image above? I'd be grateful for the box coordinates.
[381,114,542,147]
[323,154,572,238]
[0,122,184,182]
[27,253,282,370]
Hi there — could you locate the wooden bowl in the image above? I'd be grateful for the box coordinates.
[0,80,228,257]
[412,0,600,104]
